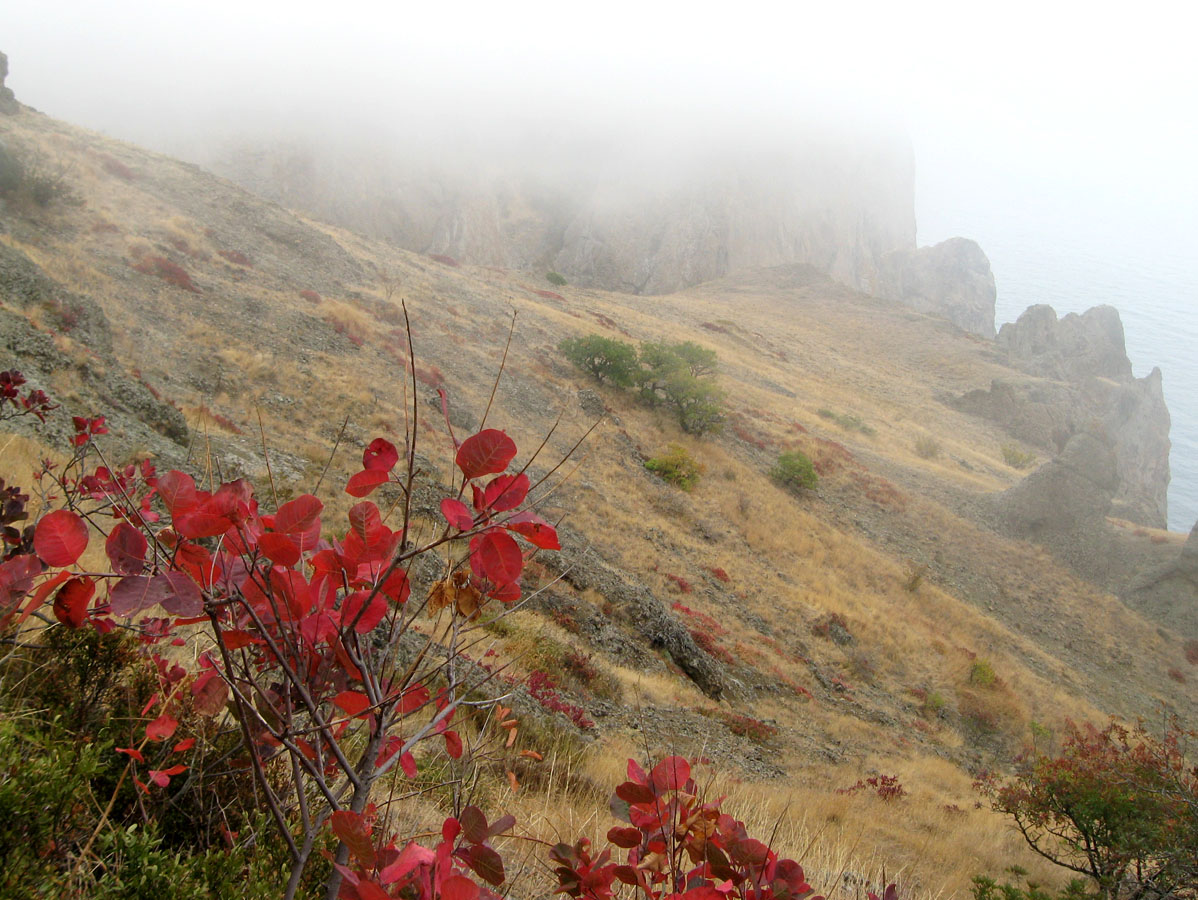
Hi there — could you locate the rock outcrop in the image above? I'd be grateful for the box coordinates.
[999,432,1120,536]
[997,304,1131,381]
[875,237,997,337]
[1124,521,1198,638]
[955,304,1170,527]
[0,51,17,115]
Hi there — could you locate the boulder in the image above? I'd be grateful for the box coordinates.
[1000,432,1119,536]
[876,237,997,337]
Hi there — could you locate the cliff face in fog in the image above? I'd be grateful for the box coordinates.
[957,304,1171,528]
[207,132,916,297]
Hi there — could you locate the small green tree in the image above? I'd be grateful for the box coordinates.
[671,341,718,378]
[664,371,725,435]
[981,718,1198,900]
[546,271,567,286]
[558,335,638,386]
[634,341,686,406]
[772,451,818,493]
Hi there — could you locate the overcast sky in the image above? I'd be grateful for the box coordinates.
[6,0,1196,208]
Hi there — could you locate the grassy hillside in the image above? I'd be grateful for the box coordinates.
[1,105,1193,899]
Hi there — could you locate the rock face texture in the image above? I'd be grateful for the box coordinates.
[1000,432,1120,536]
[0,51,17,114]
[955,304,1171,527]
[207,133,916,297]
[997,304,1131,380]
[875,237,997,337]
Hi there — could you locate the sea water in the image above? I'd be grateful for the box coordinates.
[918,178,1197,533]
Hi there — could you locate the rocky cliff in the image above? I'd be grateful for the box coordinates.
[956,304,1171,528]
[206,131,917,297]
[875,237,997,337]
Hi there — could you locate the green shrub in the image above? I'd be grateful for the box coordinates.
[559,335,639,386]
[914,435,941,459]
[0,142,74,209]
[771,451,818,493]
[665,372,725,435]
[817,408,875,435]
[969,658,997,686]
[546,271,567,286]
[1001,444,1037,469]
[645,444,703,490]
[560,334,726,434]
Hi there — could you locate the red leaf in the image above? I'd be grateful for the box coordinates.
[363,438,400,472]
[346,469,389,497]
[650,756,690,793]
[377,569,410,606]
[355,881,392,900]
[398,684,430,715]
[380,840,434,884]
[444,730,463,759]
[34,510,89,567]
[399,752,417,778]
[482,473,529,512]
[149,764,187,787]
[503,511,560,550]
[456,429,517,480]
[108,575,155,617]
[157,572,202,616]
[331,810,377,867]
[53,576,95,628]
[441,874,480,900]
[105,522,148,575]
[440,498,474,530]
[460,805,489,844]
[258,532,301,567]
[333,690,371,718]
[219,630,260,650]
[116,746,144,763]
[487,581,521,604]
[607,826,643,848]
[466,845,506,886]
[487,814,515,839]
[348,501,385,544]
[615,781,656,804]
[469,532,523,585]
[275,494,322,533]
[156,470,198,516]
[172,737,196,753]
[340,590,387,634]
[145,713,178,741]
[192,670,228,717]
[0,554,42,612]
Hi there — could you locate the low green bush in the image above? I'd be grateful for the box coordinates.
[645,444,703,490]
[914,435,941,459]
[771,451,818,493]
[546,271,567,286]
[1001,444,1037,469]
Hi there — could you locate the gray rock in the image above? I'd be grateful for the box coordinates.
[1000,432,1119,536]
[0,51,17,115]
[875,237,997,337]
[998,304,1132,381]
[538,526,726,699]
[954,304,1170,528]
